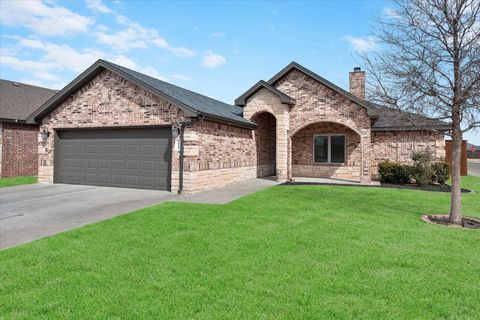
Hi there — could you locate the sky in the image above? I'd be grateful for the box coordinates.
[0,0,478,144]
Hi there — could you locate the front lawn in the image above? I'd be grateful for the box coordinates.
[1,177,479,319]
[0,176,37,188]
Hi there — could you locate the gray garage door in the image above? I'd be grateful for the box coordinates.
[55,128,171,190]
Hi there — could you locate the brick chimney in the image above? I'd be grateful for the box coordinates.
[349,67,365,100]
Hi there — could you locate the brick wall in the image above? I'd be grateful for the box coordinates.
[371,130,445,177]
[38,70,257,193]
[243,88,290,180]
[252,112,276,177]
[273,69,372,182]
[1,122,39,177]
[38,70,187,187]
[292,122,362,180]
[180,119,256,192]
[349,69,366,100]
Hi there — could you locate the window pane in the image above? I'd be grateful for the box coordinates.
[331,136,345,163]
[314,136,328,163]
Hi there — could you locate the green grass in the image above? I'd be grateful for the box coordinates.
[0,176,37,188]
[1,177,479,319]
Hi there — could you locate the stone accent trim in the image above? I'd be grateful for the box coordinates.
[182,166,257,193]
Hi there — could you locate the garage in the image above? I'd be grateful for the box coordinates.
[54,127,171,190]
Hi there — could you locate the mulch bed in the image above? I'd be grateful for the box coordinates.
[421,214,480,229]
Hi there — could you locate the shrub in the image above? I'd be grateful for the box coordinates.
[431,162,450,185]
[411,149,434,186]
[378,160,412,184]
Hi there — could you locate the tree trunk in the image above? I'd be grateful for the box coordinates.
[449,125,462,225]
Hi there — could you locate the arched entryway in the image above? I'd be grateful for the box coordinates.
[252,112,276,178]
[290,121,362,181]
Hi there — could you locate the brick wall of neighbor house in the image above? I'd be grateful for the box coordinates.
[292,122,362,180]
[273,69,372,182]
[38,70,188,189]
[180,120,256,193]
[1,122,39,177]
[0,122,2,176]
[370,130,445,177]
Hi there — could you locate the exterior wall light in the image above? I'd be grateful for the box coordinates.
[171,125,180,139]
[40,127,50,142]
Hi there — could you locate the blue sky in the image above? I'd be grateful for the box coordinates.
[1,0,478,144]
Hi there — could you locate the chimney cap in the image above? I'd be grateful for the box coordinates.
[353,67,361,72]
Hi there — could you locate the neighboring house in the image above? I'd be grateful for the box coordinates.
[26,60,449,192]
[0,80,57,177]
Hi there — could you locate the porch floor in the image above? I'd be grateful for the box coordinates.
[290,177,381,186]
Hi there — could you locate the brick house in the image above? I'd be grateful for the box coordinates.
[0,80,56,177]
[26,60,449,192]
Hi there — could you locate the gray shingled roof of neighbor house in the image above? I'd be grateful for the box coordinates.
[0,79,57,121]
[27,59,257,128]
[367,102,451,131]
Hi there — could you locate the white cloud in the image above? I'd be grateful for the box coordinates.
[382,7,401,19]
[95,15,195,57]
[172,74,192,81]
[85,0,113,14]
[202,51,226,68]
[211,32,225,38]
[167,46,195,58]
[95,28,149,51]
[344,35,377,52]
[1,36,169,89]
[0,0,92,36]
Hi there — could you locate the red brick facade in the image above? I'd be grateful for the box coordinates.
[0,122,39,177]
[37,70,256,193]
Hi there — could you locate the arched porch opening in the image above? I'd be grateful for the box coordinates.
[252,112,276,178]
[290,121,362,182]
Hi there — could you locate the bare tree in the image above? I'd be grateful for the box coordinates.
[362,0,480,224]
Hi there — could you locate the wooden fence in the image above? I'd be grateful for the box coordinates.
[445,140,468,176]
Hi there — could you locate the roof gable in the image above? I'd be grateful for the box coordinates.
[27,59,256,128]
[266,62,379,118]
[234,80,295,106]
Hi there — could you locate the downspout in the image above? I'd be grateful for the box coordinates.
[177,123,185,194]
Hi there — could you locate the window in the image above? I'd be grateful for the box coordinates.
[313,135,345,164]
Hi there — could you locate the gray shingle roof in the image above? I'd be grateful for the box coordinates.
[27,59,256,128]
[0,79,57,121]
[368,102,450,131]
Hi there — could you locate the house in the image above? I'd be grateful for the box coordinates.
[26,60,449,192]
[0,80,57,177]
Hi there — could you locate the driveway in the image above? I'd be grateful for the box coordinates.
[468,159,480,177]
[0,184,175,249]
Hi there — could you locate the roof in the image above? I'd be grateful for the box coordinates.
[0,79,57,122]
[368,102,451,131]
[263,61,379,118]
[234,80,295,106]
[27,59,257,129]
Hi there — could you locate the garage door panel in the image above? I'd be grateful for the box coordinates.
[56,128,171,190]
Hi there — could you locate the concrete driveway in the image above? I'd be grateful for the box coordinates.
[0,184,175,249]
[468,159,480,177]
